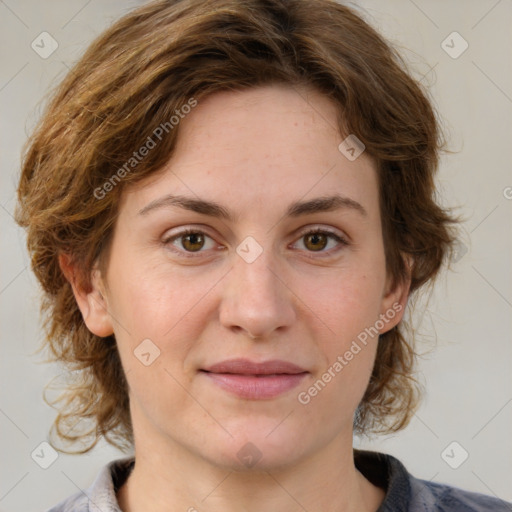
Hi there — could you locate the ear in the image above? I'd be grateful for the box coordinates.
[58,253,114,337]
[378,261,412,335]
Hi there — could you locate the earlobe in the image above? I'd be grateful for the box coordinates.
[58,254,114,338]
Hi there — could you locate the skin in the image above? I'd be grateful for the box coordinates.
[63,84,410,512]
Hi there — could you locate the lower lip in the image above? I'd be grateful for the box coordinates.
[201,371,308,399]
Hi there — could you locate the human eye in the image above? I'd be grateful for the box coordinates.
[162,227,221,258]
[292,227,349,257]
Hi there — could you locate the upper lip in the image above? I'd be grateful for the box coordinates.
[201,358,308,375]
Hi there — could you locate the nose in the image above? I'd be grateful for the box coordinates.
[219,246,296,340]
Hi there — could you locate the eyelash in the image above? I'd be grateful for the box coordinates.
[162,227,349,259]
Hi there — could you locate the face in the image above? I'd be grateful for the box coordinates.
[75,84,408,471]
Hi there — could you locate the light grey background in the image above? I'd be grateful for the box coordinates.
[1,1,511,510]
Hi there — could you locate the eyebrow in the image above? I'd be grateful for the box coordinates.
[138,193,367,220]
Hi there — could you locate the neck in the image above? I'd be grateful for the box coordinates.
[117,424,384,512]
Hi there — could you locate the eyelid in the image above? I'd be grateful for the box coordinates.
[294,225,348,243]
[162,224,349,258]
[161,225,216,243]
[291,226,349,255]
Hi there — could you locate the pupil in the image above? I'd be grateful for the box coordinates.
[184,233,203,251]
[307,233,326,251]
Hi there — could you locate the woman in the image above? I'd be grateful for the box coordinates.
[15,0,511,510]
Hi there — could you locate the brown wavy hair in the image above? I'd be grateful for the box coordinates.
[15,0,458,453]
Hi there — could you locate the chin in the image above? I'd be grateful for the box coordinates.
[200,421,311,472]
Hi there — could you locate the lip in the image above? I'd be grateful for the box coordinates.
[203,358,307,375]
[200,358,309,399]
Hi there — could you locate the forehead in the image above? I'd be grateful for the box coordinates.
[120,84,380,223]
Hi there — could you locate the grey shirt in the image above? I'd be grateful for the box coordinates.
[45,450,511,511]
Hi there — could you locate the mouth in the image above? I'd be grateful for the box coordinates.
[199,358,309,400]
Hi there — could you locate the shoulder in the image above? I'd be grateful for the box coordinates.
[45,491,88,512]
[44,457,134,512]
[354,449,511,512]
[408,476,512,512]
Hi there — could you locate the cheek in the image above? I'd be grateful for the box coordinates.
[294,255,386,411]
[296,275,382,428]
[104,257,209,416]
[314,274,382,386]
[303,260,387,343]
[106,252,217,342]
